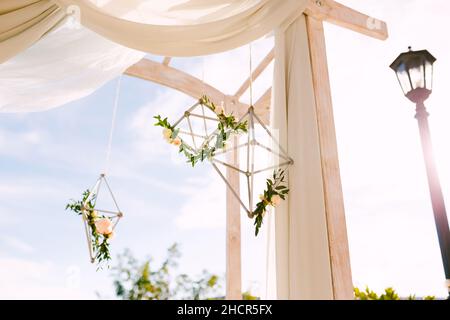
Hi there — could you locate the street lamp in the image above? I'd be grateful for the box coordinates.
[390,47,450,297]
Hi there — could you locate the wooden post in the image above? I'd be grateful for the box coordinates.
[225,104,242,300]
[305,15,353,299]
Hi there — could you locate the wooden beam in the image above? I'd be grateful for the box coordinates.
[124,58,247,111]
[254,87,271,124]
[306,15,353,300]
[225,111,242,299]
[234,48,274,99]
[305,0,388,40]
[125,58,271,124]
[162,57,171,66]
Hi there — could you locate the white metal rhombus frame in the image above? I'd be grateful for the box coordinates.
[210,106,293,218]
[171,99,221,154]
[81,173,123,263]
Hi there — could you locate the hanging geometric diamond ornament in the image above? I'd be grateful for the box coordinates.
[153,95,293,236]
[154,96,248,167]
[66,173,123,267]
[210,106,293,236]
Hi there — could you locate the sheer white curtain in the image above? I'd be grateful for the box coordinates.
[265,14,334,300]
[55,0,307,56]
[0,21,144,112]
[0,0,308,113]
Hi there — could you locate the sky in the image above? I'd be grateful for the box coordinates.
[0,0,450,299]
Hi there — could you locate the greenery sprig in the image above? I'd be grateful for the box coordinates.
[66,189,114,268]
[154,95,248,167]
[252,169,289,236]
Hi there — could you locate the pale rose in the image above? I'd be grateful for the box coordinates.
[271,195,282,207]
[162,128,172,141]
[172,137,181,146]
[95,218,113,235]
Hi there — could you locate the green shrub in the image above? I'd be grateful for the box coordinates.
[354,287,435,300]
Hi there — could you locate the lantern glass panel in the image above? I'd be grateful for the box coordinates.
[424,59,433,90]
[396,62,413,95]
[408,56,425,91]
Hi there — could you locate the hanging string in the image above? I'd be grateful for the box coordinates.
[249,42,253,107]
[200,57,208,133]
[104,75,122,174]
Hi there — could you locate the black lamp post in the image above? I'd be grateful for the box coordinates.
[390,47,450,297]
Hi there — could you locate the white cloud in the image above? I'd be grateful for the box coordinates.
[1,236,34,254]
[175,170,226,230]
[0,257,96,299]
[0,128,43,157]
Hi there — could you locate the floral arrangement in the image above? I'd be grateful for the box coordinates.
[154,95,289,237]
[66,190,114,267]
[252,169,289,236]
[154,95,248,167]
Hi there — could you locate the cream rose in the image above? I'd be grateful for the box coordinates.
[271,195,282,207]
[162,128,172,142]
[90,210,98,219]
[94,218,113,235]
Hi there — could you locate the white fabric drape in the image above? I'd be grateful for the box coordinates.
[0,0,65,64]
[55,0,308,57]
[0,22,144,112]
[0,0,308,113]
[267,14,334,299]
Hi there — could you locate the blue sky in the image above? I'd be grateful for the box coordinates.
[1,0,450,299]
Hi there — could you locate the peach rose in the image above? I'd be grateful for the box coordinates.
[172,137,181,146]
[271,195,282,207]
[94,218,113,235]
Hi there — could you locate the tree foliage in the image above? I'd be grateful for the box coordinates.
[111,244,222,300]
[354,287,436,300]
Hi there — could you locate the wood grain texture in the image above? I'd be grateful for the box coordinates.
[125,58,270,123]
[225,130,242,300]
[306,15,353,300]
[305,0,388,40]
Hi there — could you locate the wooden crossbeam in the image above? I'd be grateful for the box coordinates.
[124,58,247,110]
[124,58,271,123]
[254,87,271,123]
[234,48,274,99]
[305,0,388,40]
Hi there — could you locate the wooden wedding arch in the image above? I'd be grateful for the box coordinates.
[123,0,388,300]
